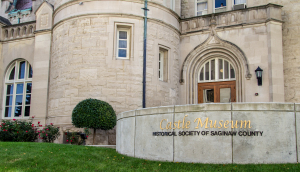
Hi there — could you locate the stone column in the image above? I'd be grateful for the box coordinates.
[30,2,53,124]
[267,21,285,102]
[30,31,51,124]
[207,0,213,14]
[226,0,232,11]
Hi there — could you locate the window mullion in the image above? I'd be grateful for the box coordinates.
[3,84,8,118]
[223,59,225,80]
[25,61,28,80]
[209,60,211,81]
[161,53,163,80]
[229,62,231,80]
[13,62,17,81]
[117,31,119,57]
[215,58,219,81]
[126,31,129,58]
[22,81,26,118]
[23,63,28,117]
[12,80,16,118]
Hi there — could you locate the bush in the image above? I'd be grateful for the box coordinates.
[0,119,38,142]
[65,128,90,145]
[38,123,60,143]
[72,98,116,144]
[0,118,61,143]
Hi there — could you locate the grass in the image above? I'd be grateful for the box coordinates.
[0,142,299,172]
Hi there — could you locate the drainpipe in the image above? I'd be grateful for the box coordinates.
[142,0,149,108]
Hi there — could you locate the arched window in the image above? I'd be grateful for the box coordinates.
[4,60,32,118]
[198,58,235,82]
[29,26,33,34]
[11,29,14,38]
[5,30,8,38]
[17,28,21,37]
[23,27,27,35]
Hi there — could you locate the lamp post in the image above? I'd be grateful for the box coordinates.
[255,66,263,86]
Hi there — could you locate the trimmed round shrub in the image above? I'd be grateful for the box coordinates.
[72,98,116,133]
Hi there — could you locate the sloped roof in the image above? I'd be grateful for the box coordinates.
[0,16,11,26]
[16,0,32,11]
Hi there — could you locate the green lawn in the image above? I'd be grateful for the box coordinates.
[0,142,299,172]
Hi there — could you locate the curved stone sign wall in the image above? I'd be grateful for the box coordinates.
[116,103,300,164]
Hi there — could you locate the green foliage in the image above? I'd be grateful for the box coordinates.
[0,119,38,142]
[65,128,90,145]
[0,118,60,143]
[39,123,60,143]
[72,98,116,130]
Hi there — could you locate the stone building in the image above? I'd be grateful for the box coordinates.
[0,0,299,145]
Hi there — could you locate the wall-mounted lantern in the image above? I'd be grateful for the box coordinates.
[255,66,263,86]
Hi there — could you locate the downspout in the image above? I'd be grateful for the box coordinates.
[142,0,149,108]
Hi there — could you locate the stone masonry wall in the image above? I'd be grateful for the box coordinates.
[146,22,180,107]
[49,15,180,144]
[248,0,300,103]
[49,16,143,144]
[180,0,300,102]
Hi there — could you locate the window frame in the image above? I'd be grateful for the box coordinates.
[233,0,247,5]
[195,0,208,16]
[198,58,236,83]
[116,28,130,59]
[159,50,164,81]
[114,23,133,60]
[3,60,32,119]
[158,46,169,82]
[214,0,227,13]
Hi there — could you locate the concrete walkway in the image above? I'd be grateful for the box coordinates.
[86,145,116,149]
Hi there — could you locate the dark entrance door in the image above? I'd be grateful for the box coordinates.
[198,81,236,103]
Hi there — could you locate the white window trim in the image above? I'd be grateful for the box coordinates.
[195,0,208,16]
[116,28,130,59]
[158,45,170,82]
[198,58,236,83]
[159,51,164,81]
[213,0,227,13]
[114,23,134,60]
[3,60,32,119]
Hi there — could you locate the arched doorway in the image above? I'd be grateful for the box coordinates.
[180,33,251,104]
[198,58,236,103]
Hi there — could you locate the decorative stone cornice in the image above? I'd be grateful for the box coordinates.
[53,0,180,22]
[1,21,36,41]
[34,29,52,35]
[52,13,180,35]
[180,3,283,35]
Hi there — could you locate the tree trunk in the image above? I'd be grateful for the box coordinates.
[93,128,96,145]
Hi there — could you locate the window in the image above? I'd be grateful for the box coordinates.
[234,0,246,5]
[115,25,132,59]
[3,60,32,118]
[158,48,168,82]
[159,51,164,81]
[199,58,235,82]
[215,0,226,13]
[196,0,208,16]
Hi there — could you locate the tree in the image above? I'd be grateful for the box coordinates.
[72,98,116,145]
